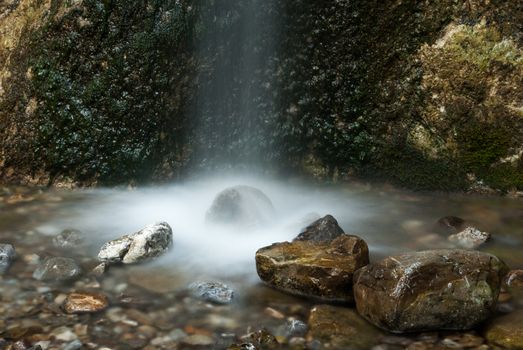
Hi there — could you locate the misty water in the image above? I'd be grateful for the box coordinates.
[2,175,523,347]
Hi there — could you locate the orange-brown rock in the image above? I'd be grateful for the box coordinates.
[256,235,369,302]
[63,292,109,314]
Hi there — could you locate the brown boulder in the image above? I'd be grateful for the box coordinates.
[256,235,369,302]
[354,249,508,333]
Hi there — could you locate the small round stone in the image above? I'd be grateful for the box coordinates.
[63,292,109,314]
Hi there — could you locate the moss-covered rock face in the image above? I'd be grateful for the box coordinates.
[274,0,522,191]
[0,0,522,190]
[0,0,196,185]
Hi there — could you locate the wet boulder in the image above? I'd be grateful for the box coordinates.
[0,243,16,274]
[256,235,369,302]
[205,186,275,228]
[294,215,345,242]
[98,222,172,264]
[353,249,508,333]
[33,257,82,282]
[448,226,491,249]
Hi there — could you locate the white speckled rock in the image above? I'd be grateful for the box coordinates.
[98,222,173,264]
[0,244,16,274]
[448,226,491,249]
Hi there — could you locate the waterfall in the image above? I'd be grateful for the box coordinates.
[190,0,278,170]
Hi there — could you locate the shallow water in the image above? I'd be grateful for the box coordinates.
[1,175,522,349]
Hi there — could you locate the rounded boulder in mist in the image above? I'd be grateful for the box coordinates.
[205,186,275,229]
[98,222,173,264]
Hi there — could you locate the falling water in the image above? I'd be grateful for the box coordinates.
[190,0,279,169]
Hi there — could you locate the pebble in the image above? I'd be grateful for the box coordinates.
[90,262,108,277]
[63,292,109,314]
[0,243,16,274]
[52,229,84,249]
[51,327,77,342]
[264,307,285,319]
[286,319,308,337]
[189,281,234,304]
[182,334,214,346]
[32,257,82,282]
[62,340,82,350]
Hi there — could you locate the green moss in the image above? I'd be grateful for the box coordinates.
[458,123,511,171]
[369,143,467,191]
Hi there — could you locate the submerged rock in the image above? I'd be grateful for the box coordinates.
[436,216,466,234]
[448,226,491,249]
[485,310,523,349]
[205,186,275,228]
[293,214,345,242]
[307,305,382,350]
[239,329,280,349]
[354,249,508,333]
[285,319,308,338]
[98,222,172,264]
[33,257,82,282]
[52,229,84,248]
[256,235,369,302]
[63,292,109,314]
[189,281,234,304]
[0,243,16,274]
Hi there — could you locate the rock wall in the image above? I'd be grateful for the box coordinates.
[0,0,521,191]
[274,0,522,191]
[0,0,196,185]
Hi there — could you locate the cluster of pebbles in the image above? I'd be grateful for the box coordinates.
[0,186,522,350]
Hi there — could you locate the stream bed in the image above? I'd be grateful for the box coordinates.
[1,175,522,350]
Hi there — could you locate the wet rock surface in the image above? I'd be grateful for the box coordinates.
[189,281,235,304]
[293,214,345,242]
[0,243,16,274]
[354,249,509,333]
[63,292,109,314]
[448,226,491,249]
[32,257,82,282]
[307,304,382,349]
[256,234,369,302]
[205,186,275,228]
[485,310,523,349]
[98,222,173,264]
